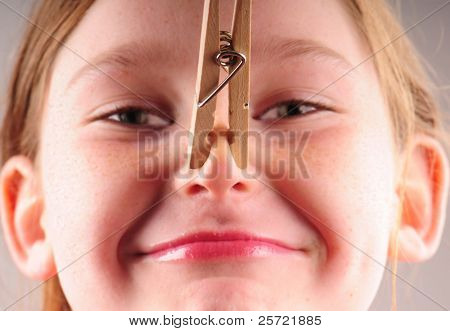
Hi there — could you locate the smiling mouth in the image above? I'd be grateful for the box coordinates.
[135,231,308,262]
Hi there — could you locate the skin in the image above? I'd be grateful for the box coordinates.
[1,0,448,310]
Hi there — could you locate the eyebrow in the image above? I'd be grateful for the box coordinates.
[67,40,172,89]
[67,37,353,90]
[255,37,353,69]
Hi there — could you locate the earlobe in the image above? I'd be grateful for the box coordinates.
[27,240,56,280]
[390,134,449,262]
[396,224,428,261]
[0,155,56,280]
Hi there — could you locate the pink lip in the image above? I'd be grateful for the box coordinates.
[136,231,305,262]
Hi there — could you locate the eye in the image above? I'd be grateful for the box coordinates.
[255,99,328,121]
[107,106,173,129]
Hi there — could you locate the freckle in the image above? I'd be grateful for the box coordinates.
[349,293,353,297]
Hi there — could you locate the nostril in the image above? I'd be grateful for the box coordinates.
[232,182,247,192]
[187,184,208,195]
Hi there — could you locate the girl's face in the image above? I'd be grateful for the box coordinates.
[39,0,398,310]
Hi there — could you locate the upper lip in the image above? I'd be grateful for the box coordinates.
[140,231,301,255]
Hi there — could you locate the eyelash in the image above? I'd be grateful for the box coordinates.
[255,98,331,122]
[103,105,174,129]
[99,98,330,128]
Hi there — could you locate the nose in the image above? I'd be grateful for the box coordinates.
[174,70,257,200]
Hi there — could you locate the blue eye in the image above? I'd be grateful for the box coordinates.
[256,99,326,121]
[107,106,173,129]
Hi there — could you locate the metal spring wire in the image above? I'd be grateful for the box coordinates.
[216,30,238,69]
[198,30,246,108]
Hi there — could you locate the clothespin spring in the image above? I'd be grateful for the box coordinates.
[197,31,247,108]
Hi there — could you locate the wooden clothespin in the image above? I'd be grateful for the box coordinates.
[188,0,251,169]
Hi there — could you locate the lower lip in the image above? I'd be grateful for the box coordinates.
[141,240,302,262]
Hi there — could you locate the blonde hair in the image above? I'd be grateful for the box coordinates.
[1,0,448,310]
[1,0,95,310]
[344,0,449,310]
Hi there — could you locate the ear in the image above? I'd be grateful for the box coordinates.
[0,155,56,280]
[390,133,449,262]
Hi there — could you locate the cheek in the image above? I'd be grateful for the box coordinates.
[39,124,185,308]
[254,114,398,308]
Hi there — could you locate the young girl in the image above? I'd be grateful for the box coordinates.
[0,0,448,310]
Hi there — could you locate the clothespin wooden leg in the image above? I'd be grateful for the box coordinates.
[228,0,251,169]
[189,0,220,169]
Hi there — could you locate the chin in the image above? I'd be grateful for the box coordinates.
[183,297,269,311]
[178,277,273,310]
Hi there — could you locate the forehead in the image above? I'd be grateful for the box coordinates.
[57,0,369,77]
